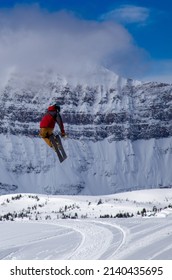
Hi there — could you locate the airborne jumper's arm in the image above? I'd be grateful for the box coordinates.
[56,112,65,135]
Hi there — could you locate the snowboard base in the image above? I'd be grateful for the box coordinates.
[49,134,67,163]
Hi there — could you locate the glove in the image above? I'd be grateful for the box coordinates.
[61,131,66,138]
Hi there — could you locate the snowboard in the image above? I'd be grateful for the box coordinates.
[49,134,67,163]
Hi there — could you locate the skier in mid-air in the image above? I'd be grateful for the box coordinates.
[39,102,66,148]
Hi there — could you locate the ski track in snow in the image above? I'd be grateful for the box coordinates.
[113,218,172,260]
[1,217,172,260]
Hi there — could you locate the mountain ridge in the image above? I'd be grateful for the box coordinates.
[0,67,172,195]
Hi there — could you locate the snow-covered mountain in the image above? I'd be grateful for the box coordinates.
[0,67,172,195]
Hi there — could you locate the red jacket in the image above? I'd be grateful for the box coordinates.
[40,105,65,133]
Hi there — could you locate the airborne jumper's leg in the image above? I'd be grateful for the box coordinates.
[39,128,53,147]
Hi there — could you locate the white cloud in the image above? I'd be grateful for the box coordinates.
[101,5,150,25]
[0,5,148,81]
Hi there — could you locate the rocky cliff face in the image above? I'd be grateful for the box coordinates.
[0,68,172,195]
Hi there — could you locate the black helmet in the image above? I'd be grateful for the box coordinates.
[55,102,61,112]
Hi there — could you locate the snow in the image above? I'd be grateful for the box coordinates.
[0,188,172,260]
[0,134,172,195]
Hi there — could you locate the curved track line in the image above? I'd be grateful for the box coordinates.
[90,220,127,259]
[54,219,127,259]
[111,219,172,260]
[54,220,114,259]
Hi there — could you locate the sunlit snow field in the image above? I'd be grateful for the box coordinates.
[0,189,172,260]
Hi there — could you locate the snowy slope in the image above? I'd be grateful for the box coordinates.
[1,218,172,260]
[0,189,172,260]
[0,67,172,195]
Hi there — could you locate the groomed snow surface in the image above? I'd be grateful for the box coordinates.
[0,189,172,260]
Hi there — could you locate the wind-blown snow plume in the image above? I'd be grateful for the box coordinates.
[0,4,147,82]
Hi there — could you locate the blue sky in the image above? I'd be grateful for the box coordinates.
[0,0,172,82]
